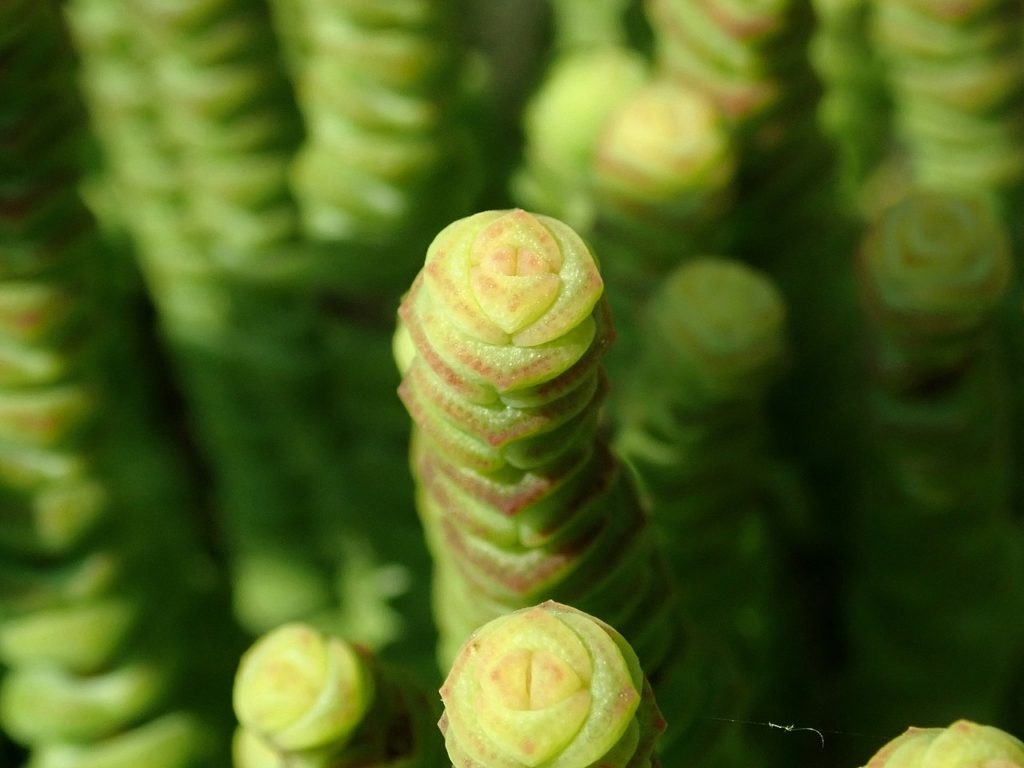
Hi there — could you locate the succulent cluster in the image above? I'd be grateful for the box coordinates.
[616,257,789,674]
[846,190,1022,730]
[4,2,1024,768]
[0,3,220,765]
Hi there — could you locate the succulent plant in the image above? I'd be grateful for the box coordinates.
[395,209,762,767]
[616,257,788,670]
[871,0,1024,194]
[284,0,478,253]
[394,208,676,673]
[846,189,1022,730]
[646,0,796,126]
[0,2,222,764]
[808,0,892,210]
[65,0,355,636]
[590,81,736,287]
[5,2,1024,764]
[860,720,1024,768]
[439,601,664,768]
[232,622,441,768]
[513,46,649,232]
[858,190,1012,385]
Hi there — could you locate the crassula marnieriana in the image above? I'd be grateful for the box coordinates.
[234,623,373,756]
[858,189,1011,385]
[233,622,443,767]
[616,257,787,671]
[394,209,678,676]
[861,721,1024,768]
[439,601,664,768]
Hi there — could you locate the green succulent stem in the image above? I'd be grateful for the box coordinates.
[871,0,1024,194]
[616,257,788,670]
[395,209,679,675]
[282,0,478,258]
[846,190,1023,730]
[0,2,224,764]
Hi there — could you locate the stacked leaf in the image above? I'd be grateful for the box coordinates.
[847,190,1023,730]
[439,601,664,768]
[616,257,788,678]
[516,48,735,285]
[394,209,676,671]
[646,0,837,238]
[272,0,489,663]
[513,45,738,387]
[513,46,649,234]
[66,0,352,636]
[589,81,736,291]
[232,623,442,767]
[395,209,754,765]
[0,2,218,765]
[860,720,1024,768]
[870,0,1024,195]
[808,0,892,212]
[646,0,799,126]
[286,0,477,261]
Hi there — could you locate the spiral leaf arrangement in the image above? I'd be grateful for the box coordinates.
[515,47,735,277]
[858,191,1013,384]
[232,622,442,767]
[513,46,649,233]
[590,81,736,287]
[871,0,1024,193]
[848,190,1023,729]
[616,257,788,672]
[808,0,892,209]
[645,0,799,128]
[131,0,302,255]
[643,0,837,314]
[68,0,362,636]
[0,2,215,765]
[286,0,476,250]
[394,209,677,674]
[860,721,1024,768]
[439,601,664,768]
[395,210,756,765]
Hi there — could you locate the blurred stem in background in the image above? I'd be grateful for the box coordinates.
[844,190,1023,742]
[394,209,755,766]
[232,622,442,767]
[0,0,1022,764]
[0,2,237,765]
[64,0,342,636]
[616,258,800,730]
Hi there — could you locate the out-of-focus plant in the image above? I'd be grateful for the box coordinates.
[3,1,1024,766]
[0,2,233,765]
[845,189,1023,732]
[617,257,790,680]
